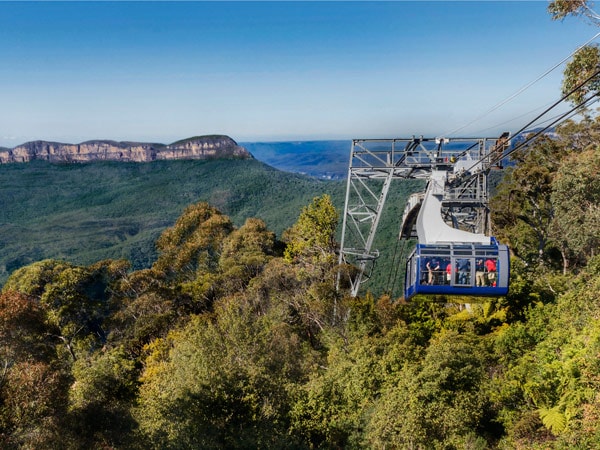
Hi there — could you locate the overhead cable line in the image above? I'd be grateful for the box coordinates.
[473,103,554,136]
[494,65,600,163]
[454,65,600,181]
[500,92,600,163]
[582,4,600,23]
[442,30,600,137]
[385,237,401,296]
[483,93,599,172]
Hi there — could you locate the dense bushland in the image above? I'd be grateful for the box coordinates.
[0,158,346,284]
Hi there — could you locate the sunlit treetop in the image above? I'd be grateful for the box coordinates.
[548,0,598,22]
[562,44,600,107]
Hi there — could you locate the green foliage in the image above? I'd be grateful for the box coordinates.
[491,266,600,447]
[220,217,276,268]
[154,202,234,282]
[2,259,77,299]
[491,136,562,266]
[491,118,600,273]
[217,217,277,295]
[70,346,138,410]
[67,346,141,448]
[283,194,338,268]
[3,258,126,361]
[562,45,600,107]
[135,297,313,449]
[549,0,589,20]
[551,148,600,265]
[365,330,494,449]
[290,316,420,449]
[39,266,114,360]
[539,405,568,435]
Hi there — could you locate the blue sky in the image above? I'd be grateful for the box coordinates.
[0,1,596,147]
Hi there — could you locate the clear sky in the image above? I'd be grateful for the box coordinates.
[0,1,596,147]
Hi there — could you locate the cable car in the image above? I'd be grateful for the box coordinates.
[404,239,510,299]
[337,136,512,299]
[402,169,510,300]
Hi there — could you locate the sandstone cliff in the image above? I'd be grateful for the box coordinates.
[0,135,252,163]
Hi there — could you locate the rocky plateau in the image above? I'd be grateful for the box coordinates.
[0,135,252,163]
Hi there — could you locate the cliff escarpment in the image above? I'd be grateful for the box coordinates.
[0,135,252,163]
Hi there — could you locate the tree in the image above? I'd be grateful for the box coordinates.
[2,259,76,299]
[0,291,71,449]
[278,195,343,331]
[67,346,141,449]
[490,266,600,447]
[491,136,562,267]
[0,290,55,365]
[551,148,600,266]
[108,268,185,356]
[492,114,600,273]
[3,259,128,361]
[548,0,600,108]
[39,265,113,361]
[552,114,600,153]
[153,202,234,283]
[365,330,494,449]
[216,217,276,295]
[561,45,600,107]
[135,295,313,449]
[283,194,339,271]
[0,361,70,449]
[549,0,599,23]
[290,317,420,449]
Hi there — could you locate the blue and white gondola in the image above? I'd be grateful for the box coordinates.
[402,170,510,300]
[404,239,510,299]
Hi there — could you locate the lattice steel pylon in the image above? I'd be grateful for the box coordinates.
[337,135,507,297]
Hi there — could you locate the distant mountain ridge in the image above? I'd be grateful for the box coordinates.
[242,140,351,180]
[0,134,251,163]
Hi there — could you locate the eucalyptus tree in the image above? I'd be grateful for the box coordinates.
[0,291,70,448]
[549,0,600,109]
[491,136,563,268]
[551,148,600,266]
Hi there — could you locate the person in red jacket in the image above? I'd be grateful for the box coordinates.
[485,258,497,286]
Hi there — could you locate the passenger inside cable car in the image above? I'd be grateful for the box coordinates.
[406,242,509,299]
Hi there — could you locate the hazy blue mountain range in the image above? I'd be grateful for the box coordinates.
[243,140,351,179]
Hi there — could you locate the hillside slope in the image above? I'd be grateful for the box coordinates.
[0,158,420,295]
[0,159,345,284]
